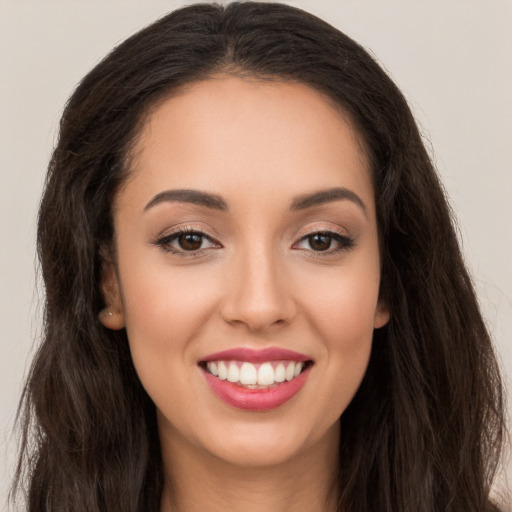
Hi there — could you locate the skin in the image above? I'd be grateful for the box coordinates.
[101,76,389,512]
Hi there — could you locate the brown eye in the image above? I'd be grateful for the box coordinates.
[308,233,332,251]
[292,230,355,254]
[155,229,219,255]
[178,233,203,251]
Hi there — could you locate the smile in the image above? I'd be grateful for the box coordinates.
[199,348,314,411]
[205,360,307,388]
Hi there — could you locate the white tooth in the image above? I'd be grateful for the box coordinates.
[274,363,286,383]
[217,361,227,380]
[257,362,275,386]
[285,362,295,381]
[294,362,304,377]
[227,362,240,383]
[207,361,218,377]
[239,362,257,385]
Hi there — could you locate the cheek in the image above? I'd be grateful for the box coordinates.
[118,262,224,422]
[303,260,381,344]
[121,263,222,343]
[117,253,223,381]
[298,263,379,411]
[318,285,375,371]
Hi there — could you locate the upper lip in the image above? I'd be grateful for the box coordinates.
[200,347,312,363]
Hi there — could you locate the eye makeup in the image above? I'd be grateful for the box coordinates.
[152,224,356,259]
[293,230,355,254]
[153,225,222,257]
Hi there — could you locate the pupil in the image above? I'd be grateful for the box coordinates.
[179,233,202,250]
[310,233,331,251]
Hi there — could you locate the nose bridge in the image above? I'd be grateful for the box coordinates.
[221,237,295,331]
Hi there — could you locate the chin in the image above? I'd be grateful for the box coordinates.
[197,416,338,469]
[210,439,305,468]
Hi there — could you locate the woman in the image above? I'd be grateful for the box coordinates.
[11,2,506,511]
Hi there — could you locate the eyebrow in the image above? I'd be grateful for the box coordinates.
[143,186,366,215]
[289,187,367,215]
[144,189,228,212]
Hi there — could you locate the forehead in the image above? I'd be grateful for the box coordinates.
[122,76,373,213]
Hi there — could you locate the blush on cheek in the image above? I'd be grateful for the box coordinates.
[313,289,379,335]
[123,272,216,336]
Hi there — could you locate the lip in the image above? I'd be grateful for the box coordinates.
[198,347,314,411]
[200,347,311,363]
[201,364,312,411]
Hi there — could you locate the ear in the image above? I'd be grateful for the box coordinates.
[373,299,390,329]
[99,258,125,330]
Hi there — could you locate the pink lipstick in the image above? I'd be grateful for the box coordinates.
[199,347,313,411]
[201,347,311,363]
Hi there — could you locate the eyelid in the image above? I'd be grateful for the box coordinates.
[153,224,222,256]
[293,223,351,241]
[155,223,220,240]
[152,222,355,257]
[291,224,356,254]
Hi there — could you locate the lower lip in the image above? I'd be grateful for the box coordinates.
[201,365,312,411]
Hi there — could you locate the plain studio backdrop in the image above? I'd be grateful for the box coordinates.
[1,0,511,507]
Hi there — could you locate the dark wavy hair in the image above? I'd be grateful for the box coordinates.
[12,2,506,511]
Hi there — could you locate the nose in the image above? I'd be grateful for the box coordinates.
[220,245,297,333]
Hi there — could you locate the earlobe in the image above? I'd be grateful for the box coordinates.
[99,306,125,330]
[99,258,125,330]
[374,301,390,329]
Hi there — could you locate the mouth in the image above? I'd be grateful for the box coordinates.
[199,359,313,388]
[198,347,314,411]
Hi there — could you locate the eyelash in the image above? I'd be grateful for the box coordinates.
[153,227,220,257]
[153,227,355,257]
[292,230,355,254]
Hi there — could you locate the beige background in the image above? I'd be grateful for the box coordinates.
[1,0,511,507]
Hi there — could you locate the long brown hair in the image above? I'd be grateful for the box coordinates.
[12,2,505,511]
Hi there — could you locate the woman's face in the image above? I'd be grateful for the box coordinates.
[102,76,389,467]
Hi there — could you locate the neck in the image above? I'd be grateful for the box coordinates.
[159,423,340,512]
